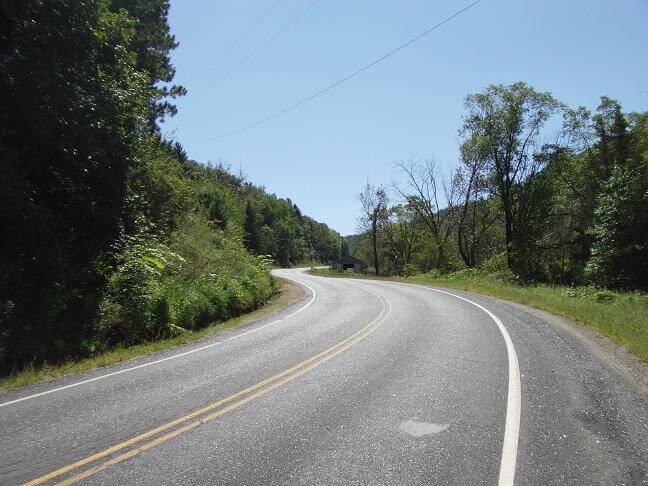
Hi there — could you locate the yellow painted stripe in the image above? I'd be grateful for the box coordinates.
[25,285,391,486]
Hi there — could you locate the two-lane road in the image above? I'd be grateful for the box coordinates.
[1,269,646,484]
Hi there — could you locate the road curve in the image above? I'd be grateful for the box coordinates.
[0,269,646,485]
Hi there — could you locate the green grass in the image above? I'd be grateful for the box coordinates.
[308,268,648,363]
[0,278,305,394]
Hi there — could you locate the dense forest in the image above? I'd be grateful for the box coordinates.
[351,83,647,291]
[0,1,340,374]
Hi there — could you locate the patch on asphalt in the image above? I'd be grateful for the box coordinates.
[399,420,449,437]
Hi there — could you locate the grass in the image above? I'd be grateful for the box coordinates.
[0,277,305,394]
[308,267,648,363]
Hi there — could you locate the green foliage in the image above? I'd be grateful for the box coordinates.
[109,0,186,130]
[198,185,231,229]
[0,1,330,375]
[416,251,517,285]
[585,164,648,289]
[244,201,261,252]
[98,237,185,345]
[460,82,563,276]
[97,212,274,349]
[241,192,341,266]
[581,105,648,290]
[361,85,647,293]
[1,0,152,371]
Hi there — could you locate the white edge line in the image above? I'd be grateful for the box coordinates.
[0,273,316,409]
[347,278,521,486]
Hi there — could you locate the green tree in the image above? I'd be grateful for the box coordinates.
[0,0,181,372]
[340,238,350,257]
[358,183,388,276]
[396,158,459,271]
[381,205,420,275]
[585,112,648,289]
[460,82,563,276]
[109,0,186,130]
[244,201,261,253]
[455,140,500,268]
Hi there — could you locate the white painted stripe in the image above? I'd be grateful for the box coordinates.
[0,275,316,409]
[351,279,521,486]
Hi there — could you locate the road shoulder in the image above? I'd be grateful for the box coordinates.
[500,298,648,397]
[307,269,648,396]
[0,278,307,395]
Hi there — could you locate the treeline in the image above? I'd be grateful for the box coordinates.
[0,1,340,374]
[353,83,647,291]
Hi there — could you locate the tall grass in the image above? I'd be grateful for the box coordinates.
[415,273,648,362]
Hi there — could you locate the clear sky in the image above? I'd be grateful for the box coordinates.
[163,0,648,236]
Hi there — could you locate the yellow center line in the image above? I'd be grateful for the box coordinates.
[25,284,392,486]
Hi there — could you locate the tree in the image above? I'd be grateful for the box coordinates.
[395,158,459,271]
[340,238,350,257]
[0,0,153,370]
[460,82,563,274]
[592,97,629,180]
[198,185,230,229]
[585,111,648,289]
[381,205,420,275]
[244,201,261,253]
[358,183,388,275]
[455,141,500,268]
[109,0,186,131]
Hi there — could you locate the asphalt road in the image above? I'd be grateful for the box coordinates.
[0,269,646,485]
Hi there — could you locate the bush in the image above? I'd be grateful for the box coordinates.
[98,237,185,345]
[478,252,518,283]
[170,277,229,330]
[416,252,517,284]
[98,216,274,348]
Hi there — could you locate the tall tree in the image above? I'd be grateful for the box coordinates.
[244,200,261,253]
[109,0,186,131]
[340,238,350,257]
[585,111,648,289]
[460,82,563,273]
[0,0,153,369]
[395,158,459,271]
[455,141,500,268]
[381,205,420,275]
[358,183,388,276]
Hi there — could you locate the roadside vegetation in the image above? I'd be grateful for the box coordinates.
[0,279,305,393]
[343,82,647,361]
[310,262,648,363]
[0,1,340,378]
[2,2,645,382]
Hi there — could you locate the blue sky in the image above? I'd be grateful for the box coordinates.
[163,0,648,236]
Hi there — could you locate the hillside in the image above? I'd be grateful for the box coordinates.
[0,1,340,375]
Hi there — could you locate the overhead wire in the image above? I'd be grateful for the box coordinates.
[195,0,484,142]
[187,0,285,82]
[192,0,321,99]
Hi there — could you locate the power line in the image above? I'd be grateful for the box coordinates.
[187,0,285,82]
[196,0,484,143]
[193,0,321,99]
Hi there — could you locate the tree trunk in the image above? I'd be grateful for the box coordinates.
[457,228,471,267]
[372,215,379,276]
[437,243,447,272]
[504,203,514,269]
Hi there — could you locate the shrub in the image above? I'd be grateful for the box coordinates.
[98,237,185,345]
[97,213,275,348]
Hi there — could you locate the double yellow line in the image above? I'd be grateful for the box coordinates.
[26,285,391,485]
